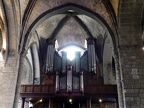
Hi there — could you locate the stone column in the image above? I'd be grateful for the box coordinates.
[0,50,20,108]
[119,47,144,108]
[13,51,27,108]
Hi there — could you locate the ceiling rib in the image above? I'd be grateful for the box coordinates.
[73,16,93,38]
[50,15,71,39]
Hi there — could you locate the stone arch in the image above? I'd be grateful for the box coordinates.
[103,35,116,84]
[0,1,9,61]
[19,3,124,107]
[21,57,33,85]
[0,16,7,59]
[20,3,118,53]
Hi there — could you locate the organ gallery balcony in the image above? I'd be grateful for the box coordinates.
[20,74,117,98]
[20,84,117,97]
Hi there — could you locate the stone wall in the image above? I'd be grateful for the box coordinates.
[119,46,144,108]
[0,50,19,108]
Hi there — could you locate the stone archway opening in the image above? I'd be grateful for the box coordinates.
[19,3,121,108]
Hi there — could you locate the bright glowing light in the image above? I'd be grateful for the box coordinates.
[59,45,85,61]
[99,99,102,103]
[69,98,72,103]
[39,99,43,102]
[142,46,144,50]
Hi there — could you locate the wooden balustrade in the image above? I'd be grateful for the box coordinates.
[20,84,117,98]
[84,85,117,93]
[20,85,55,93]
[20,74,117,98]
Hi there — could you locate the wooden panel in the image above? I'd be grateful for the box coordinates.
[44,75,55,85]
[84,73,117,94]
[41,85,49,93]
[99,86,106,92]
[33,85,41,93]
[26,85,33,93]
[84,73,103,86]
[20,85,55,94]
[84,85,117,93]
[49,86,55,93]
[20,85,26,93]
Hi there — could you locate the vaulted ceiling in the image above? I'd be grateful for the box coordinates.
[36,13,106,49]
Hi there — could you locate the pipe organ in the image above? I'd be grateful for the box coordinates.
[20,38,118,108]
[46,38,97,93]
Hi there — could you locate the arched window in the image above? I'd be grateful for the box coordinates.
[58,45,85,61]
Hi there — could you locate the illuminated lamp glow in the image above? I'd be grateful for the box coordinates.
[39,99,43,102]
[69,98,72,103]
[142,46,144,50]
[99,99,102,103]
[59,45,85,61]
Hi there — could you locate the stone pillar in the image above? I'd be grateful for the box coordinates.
[0,50,20,108]
[13,52,27,108]
[119,47,144,108]
[115,47,126,108]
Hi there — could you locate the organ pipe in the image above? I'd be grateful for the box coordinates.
[62,51,67,74]
[80,71,84,93]
[80,51,88,72]
[75,52,81,74]
[54,51,62,72]
[87,38,97,73]
[55,72,59,92]
[46,38,55,73]
[67,65,73,93]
